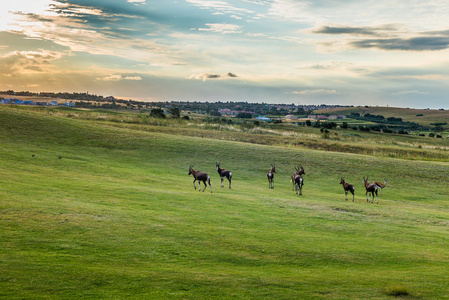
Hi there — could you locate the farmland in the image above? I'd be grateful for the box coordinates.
[1,105,449,299]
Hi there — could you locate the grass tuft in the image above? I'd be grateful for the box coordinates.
[385,285,410,297]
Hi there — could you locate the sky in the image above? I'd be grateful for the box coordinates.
[1,0,449,108]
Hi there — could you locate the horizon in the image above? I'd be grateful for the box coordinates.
[2,90,447,111]
[1,1,449,109]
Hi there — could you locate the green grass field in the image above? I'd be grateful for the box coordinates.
[1,105,449,299]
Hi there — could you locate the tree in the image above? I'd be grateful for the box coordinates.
[236,112,252,119]
[210,109,221,117]
[150,108,166,118]
[169,107,181,118]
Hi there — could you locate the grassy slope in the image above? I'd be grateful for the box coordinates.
[1,106,449,299]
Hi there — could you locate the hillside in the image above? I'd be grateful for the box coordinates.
[1,105,449,299]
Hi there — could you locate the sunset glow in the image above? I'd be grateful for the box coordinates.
[1,0,449,108]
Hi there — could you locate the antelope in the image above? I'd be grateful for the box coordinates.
[291,165,305,191]
[339,177,355,201]
[292,166,305,195]
[363,177,378,204]
[216,162,232,189]
[267,164,276,189]
[374,179,387,195]
[188,164,212,193]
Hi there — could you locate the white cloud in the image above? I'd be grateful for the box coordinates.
[291,89,338,95]
[127,0,146,4]
[0,0,56,31]
[186,0,254,14]
[392,90,429,96]
[198,23,242,34]
[124,76,142,80]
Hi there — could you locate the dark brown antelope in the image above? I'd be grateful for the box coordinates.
[267,164,276,189]
[339,177,355,201]
[374,179,387,195]
[292,166,305,195]
[216,162,232,189]
[363,177,378,204]
[188,164,212,193]
[291,165,305,191]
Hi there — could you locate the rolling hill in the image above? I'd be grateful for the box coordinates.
[1,105,449,299]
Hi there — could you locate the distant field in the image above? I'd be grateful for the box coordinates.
[317,106,449,129]
[0,94,61,103]
[1,105,449,299]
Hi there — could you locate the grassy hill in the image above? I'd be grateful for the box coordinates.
[1,105,449,299]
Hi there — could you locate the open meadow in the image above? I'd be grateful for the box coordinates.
[1,105,449,299]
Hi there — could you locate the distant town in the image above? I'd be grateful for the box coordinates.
[0,90,347,117]
[1,90,447,135]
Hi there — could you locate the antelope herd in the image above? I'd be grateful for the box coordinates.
[188,163,387,203]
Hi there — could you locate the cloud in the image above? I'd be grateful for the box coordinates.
[127,0,146,5]
[198,23,242,34]
[186,0,255,15]
[189,72,239,81]
[98,74,142,81]
[312,24,400,36]
[313,24,449,51]
[392,90,430,96]
[350,36,449,51]
[290,89,338,95]
[0,49,64,74]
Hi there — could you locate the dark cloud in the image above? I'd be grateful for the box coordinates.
[189,72,239,81]
[205,73,238,79]
[313,24,449,51]
[350,36,449,51]
[313,26,378,36]
[312,25,398,36]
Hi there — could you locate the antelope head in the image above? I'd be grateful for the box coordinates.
[363,177,370,186]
